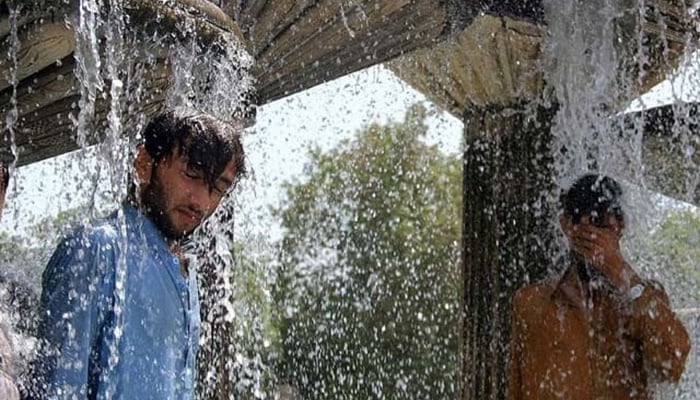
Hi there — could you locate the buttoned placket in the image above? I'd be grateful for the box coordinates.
[123,204,199,398]
[159,249,194,398]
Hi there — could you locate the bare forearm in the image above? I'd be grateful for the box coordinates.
[629,284,691,382]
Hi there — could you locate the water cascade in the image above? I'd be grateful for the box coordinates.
[544,0,699,395]
[0,0,257,396]
[389,1,698,398]
[0,0,697,399]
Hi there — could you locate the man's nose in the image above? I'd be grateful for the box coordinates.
[187,184,212,214]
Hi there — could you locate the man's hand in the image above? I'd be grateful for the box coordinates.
[563,214,641,292]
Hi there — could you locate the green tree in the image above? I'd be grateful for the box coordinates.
[228,240,280,399]
[1,207,90,284]
[646,209,700,304]
[273,104,462,399]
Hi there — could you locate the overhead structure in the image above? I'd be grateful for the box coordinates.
[0,0,461,167]
[388,14,546,116]
[631,103,700,205]
[388,0,695,115]
[0,0,695,185]
[0,0,252,166]
[224,0,450,103]
[388,0,698,203]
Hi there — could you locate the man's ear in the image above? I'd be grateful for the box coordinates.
[134,145,153,186]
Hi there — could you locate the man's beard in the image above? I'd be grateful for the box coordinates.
[141,174,192,241]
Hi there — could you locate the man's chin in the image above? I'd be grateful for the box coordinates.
[167,224,198,240]
[155,219,197,241]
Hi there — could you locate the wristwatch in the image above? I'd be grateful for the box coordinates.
[627,283,646,302]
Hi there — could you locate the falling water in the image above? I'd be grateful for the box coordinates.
[164,28,270,398]
[544,0,699,397]
[0,1,696,399]
[3,3,19,172]
[544,0,645,184]
[0,0,257,397]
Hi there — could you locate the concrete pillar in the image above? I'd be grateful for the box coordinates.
[458,102,557,400]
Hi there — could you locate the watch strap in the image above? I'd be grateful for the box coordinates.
[627,283,646,302]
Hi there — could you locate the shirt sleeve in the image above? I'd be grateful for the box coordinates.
[628,281,691,382]
[33,230,115,398]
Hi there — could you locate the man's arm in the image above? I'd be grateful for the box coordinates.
[627,282,691,382]
[506,291,525,400]
[568,217,691,381]
[33,231,114,398]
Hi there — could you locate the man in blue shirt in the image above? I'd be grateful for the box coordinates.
[31,109,245,399]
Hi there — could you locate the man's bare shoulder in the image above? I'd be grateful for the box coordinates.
[512,278,558,311]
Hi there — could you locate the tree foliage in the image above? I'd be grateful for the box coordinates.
[646,209,700,304]
[273,104,462,399]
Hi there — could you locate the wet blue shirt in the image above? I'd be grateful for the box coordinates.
[35,204,200,399]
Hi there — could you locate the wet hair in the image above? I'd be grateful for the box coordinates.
[143,109,246,189]
[560,174,624,225]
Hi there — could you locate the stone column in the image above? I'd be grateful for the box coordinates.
[458,101,557,400]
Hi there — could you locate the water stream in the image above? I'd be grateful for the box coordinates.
[544,0,699,396]
[0,0,697,399]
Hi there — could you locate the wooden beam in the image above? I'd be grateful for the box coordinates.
[0,0,248,166]
[0,55,76,119]
[387,15,545,116]
[388,0,697,120]
[0,9,34,39]
[6,59,170,167]
[122,0,245,45]
[250,0,447,103]
[0,22,75,93]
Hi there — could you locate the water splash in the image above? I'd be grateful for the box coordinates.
[72,0,104,150]
[544,0,699,396]
[3,2,20,174]
[164,29,270,397]
[1,0,257,397]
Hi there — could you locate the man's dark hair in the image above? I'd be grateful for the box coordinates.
[560,174,624,224]
[1,163,8,191]
[143,109,246,188]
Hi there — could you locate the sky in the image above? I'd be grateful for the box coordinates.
[626,51,700,112]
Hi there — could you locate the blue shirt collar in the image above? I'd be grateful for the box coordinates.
[121,203,190,289]
[122,201,166,241]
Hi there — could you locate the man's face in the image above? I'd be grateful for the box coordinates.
[560,212,624,259]
[140,148,237,240]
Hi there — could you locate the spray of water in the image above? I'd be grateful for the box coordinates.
[0,0,259,397]
[544,0,699,396]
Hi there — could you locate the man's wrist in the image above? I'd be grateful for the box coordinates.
[625,282,646,303]
[611,261,641,293]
